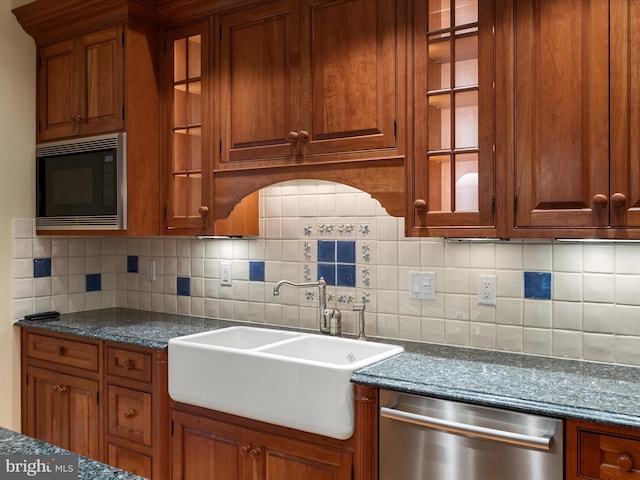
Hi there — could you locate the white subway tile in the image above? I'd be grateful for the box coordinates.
[583,244,614,273]
[552,244,583,272]
[583,273,614,303]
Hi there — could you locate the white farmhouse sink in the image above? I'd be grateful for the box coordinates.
[168,326,403,439]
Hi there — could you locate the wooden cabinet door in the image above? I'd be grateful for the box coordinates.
[26,366,100,461]
[300,0,398,157]
[38,25,124,141]
[513,0,610,229]
[610,0,640,228]
[171,410,249,480]
[218,0,300,166]
[77,26,124,137]
[164,21,212,231]
[410,0,495,234]
[254,431,353,480]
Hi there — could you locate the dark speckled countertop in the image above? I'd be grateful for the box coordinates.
[14,308,640,431]
[0,427,145,480]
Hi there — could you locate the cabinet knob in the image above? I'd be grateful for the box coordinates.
[611,192,627,208]
[198,205,209,216]
[287,131,299,144]
[240,444,252,456]
[56,346,65,356]
[413,199,427,211]
[592,194,608,208]
[123,409,136,419]
[250,447,262,458]
[123,359,135,370]
[298,130,310,143]
[618,453,634,472]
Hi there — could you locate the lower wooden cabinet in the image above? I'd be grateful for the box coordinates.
[21,329,169,480]
[567,419,640,479]
[171,384,378,480]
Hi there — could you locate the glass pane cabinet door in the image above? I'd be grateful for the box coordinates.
[411,0,495,233]
[165,24,210,231]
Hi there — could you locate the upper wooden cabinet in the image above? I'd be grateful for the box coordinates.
[408,0,496,237]
[217,0,398,166]
[38,25,124,141]
[507,0,640,238]
[212,0,407,220]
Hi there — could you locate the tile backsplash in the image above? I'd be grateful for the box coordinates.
[12,180,640,366]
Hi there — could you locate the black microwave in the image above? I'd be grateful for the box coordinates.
[36,133,127,230]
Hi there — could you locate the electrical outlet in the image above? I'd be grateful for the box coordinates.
[220,261,232,286]
[477,275,497,306]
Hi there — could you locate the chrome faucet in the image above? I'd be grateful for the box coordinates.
[273,277,341,336]
[353,302,367,341]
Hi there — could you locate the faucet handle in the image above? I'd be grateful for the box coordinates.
[353,303,365,312]
[353,303,367,341]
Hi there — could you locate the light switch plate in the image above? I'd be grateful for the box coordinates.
[220,261,232,286]
[409,271,436,300]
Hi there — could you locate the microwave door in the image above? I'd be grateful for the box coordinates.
[38,152,105,217]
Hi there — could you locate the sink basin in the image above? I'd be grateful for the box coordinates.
[168,326,403,439]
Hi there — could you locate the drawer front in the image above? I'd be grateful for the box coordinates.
[107,444,152,479]
[579,430,640,479]
[106,346,152,383]
[107,385,152,446]
[26,333,98,372]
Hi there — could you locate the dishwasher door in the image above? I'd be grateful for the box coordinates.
[380,390,563,480]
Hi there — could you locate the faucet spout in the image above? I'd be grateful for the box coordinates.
[272,277,337,335]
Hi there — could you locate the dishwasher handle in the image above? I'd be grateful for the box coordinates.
[380,405,553,451]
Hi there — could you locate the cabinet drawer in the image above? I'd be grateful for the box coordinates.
[106,346,152,383]
[26,333,98,372]
[107,385,152,446]
[578,429,640,479]
[107,444,152,479]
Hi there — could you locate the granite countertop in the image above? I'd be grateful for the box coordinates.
[14,307,640,430]
[0,427,145,480]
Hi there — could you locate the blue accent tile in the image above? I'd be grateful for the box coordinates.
[85,273,102,292]
[318,263,336,286]
[337,241,356,264]
[524,271,552,300]
[177,276,191,296]
[337,264,356,287]
[127,255,139,273]
[317,241,336,262]
[33,258,51,278]
[249,261,265,282]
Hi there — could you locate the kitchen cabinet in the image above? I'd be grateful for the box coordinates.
[171,410,351,480]
[408,0,497,237]
[22,331,102,461]
[508,0,640,238]
[566,419,640,479]
[20,329,170,479]
[163,19,259,235]
[37,25,124,142]
[14,0,163,237]
[171,384,379,480]
[212,0,407,221]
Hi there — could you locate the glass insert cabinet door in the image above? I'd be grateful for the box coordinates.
[164,22,211,231]
[411,0,495,232]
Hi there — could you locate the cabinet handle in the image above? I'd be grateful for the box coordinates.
[198,205,209,216]
[123,409,136,419]
[56,346,65,356]
[298,130,309,144]
[250,447,262,458]
[618,453,634,472]
[123,359,135,370]
[611,192,627,208]
[287,131,299,144]
[592,194,608,208]
[240,444,252,457]
[413,199,427,211]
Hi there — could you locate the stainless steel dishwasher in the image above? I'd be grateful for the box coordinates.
[380,390,563,480]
